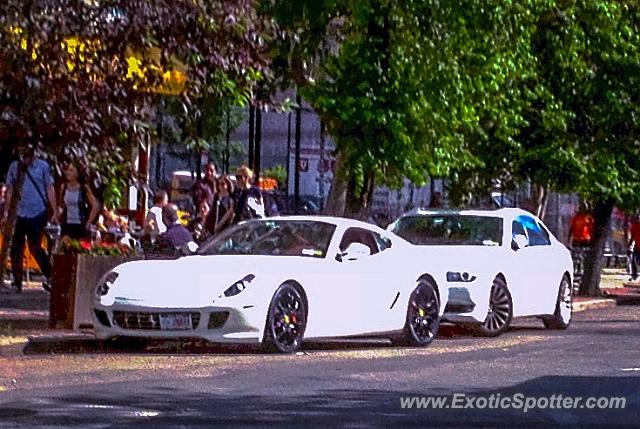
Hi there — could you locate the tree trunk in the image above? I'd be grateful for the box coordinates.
[324,151,348,217]
[534,184,546,218]
[579,198,614,296]
[0,166,26,286]
[537,186,549,220]
[345,171,359,215]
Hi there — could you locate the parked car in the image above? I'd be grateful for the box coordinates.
[92,217,449,352]
[262,192,321,216]
[388,208,574,336]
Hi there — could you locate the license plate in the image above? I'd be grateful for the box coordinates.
[159,313,193,331]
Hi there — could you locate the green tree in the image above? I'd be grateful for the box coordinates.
[266,1,552,216]
[515,0,640,295]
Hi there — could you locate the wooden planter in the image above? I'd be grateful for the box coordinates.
[50,254,140,330]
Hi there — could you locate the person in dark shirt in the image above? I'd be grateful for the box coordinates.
[232,166,265,222]
[212,175,235,233]
[154,204,195,255]
[189,200,211,243]
[192,162,218,208]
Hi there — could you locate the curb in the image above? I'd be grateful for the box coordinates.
[572,299,616,312]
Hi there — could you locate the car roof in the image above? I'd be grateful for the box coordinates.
[398,207,535,219]
[253,215,390,234]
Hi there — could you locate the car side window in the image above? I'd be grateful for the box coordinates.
[375,234,393,252]
[339,227,380,256]
[511,220,528,250]
[518,215,551,246]
[512,220,526,238]
[537,221,552,245]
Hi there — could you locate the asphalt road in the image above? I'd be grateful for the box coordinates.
[0,305,639,428]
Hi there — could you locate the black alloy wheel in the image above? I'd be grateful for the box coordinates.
[476,276,513,337]
[394,278,440,347]
[263,284,307,353]
[543,276,572,329]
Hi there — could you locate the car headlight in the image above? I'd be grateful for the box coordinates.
[96,271,119,297]
[223,274,256,297]
[446,271,477,283]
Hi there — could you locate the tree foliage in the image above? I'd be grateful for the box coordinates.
[271,0,551,213]
[269,0,640,295]
[0,0,272,174]
[0,0,273,281]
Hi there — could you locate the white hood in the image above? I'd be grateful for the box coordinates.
[101,255,318,308]
[414,244,502,271]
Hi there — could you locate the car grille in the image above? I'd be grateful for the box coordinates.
[112,311,200,331]
[208,311,230,329]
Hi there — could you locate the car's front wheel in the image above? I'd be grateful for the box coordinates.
[475,276,513,337]
[543,276,572,329]
[262,284,307,353]
[393,278,441,347]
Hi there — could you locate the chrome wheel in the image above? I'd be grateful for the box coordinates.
[544,276,572,329]
[477,277,512,337]
[263,284,306,353]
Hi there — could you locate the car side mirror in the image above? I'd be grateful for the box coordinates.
[512,234,528,251]
[339,242,370,262]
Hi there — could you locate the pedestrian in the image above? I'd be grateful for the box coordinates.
[143,190,168,244]
[3,145,58,292]
[154,204,195,255]
[189,200,211,243]
[627,213,640,281]
[429,191,444,208]
[212,175,235,233]
[232,166,265,222]
[0,182,7,224]
[568,204,594,248]
[58,161,99,240]
[192,162,218,209]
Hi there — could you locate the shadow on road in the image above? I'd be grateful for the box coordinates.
[20,319,570,356]
[21,323,532,356]
[0,375,637,428]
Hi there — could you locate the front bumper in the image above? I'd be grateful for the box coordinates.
[92,302,266,343]
[441,286,488,323]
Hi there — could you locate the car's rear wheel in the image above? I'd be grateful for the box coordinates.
[262,284,307,353]
[392,278,440,347]
[475,276,512,337]
[543,276,572,329]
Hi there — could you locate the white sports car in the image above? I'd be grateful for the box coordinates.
[92,217,449,353]
[388,208,573,336]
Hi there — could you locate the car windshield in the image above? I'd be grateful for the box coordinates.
[197,220,336,258]
[391,215,503,246]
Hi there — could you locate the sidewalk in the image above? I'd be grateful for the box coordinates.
[1,270,639,354]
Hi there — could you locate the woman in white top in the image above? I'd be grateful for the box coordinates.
[58,161,99,240]
[143,190,168,244]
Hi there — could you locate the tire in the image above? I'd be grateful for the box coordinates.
[262,284,307,353]
[475,276,513,337]
[543,276,572,329]
[392,278,441,347]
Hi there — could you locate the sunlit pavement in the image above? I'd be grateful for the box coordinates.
[1,271,638,427]
[0,304,638,428]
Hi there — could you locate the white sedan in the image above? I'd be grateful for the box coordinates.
[388,208,573,336]
[92,217,449,353]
